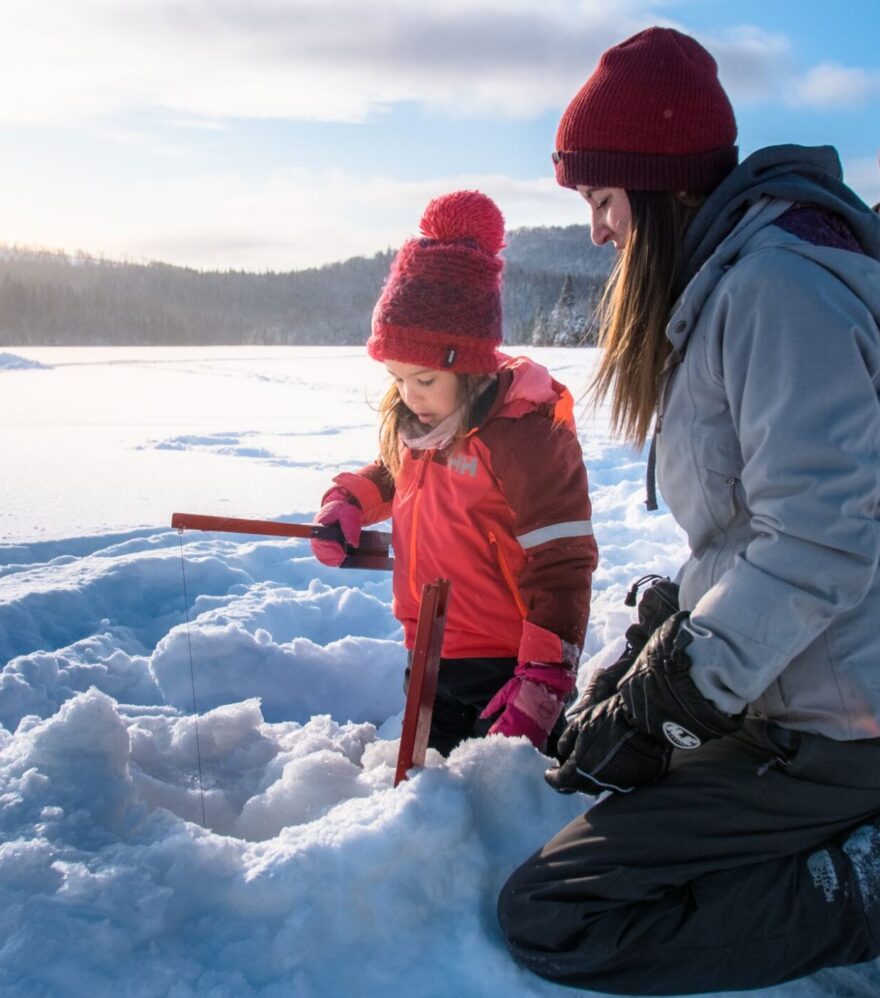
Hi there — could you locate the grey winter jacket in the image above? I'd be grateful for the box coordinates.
[656,145,880,740]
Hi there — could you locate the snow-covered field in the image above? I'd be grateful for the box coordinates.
[0,346,876,997]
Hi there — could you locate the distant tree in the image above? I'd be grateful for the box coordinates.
[580,278,605,346]
[548,273,588,346]
[0,230,613,347]
[530,308,552,346]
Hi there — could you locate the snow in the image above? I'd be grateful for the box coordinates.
[0,346,877,997]
[0,351,46,370]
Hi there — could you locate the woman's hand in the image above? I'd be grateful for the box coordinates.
[545,612,743,795]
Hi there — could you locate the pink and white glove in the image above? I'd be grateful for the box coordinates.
[310,487,363,567]
[480,663,577,748]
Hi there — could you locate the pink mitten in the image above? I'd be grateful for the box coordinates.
[480,663,576,747]
[310,488,362,567]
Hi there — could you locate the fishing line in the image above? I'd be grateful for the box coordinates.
[177,530,208,829]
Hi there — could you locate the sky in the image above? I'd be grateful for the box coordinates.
[0,0,878,272]
[3,345,877,995]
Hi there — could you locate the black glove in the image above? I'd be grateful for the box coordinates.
[570,574,681,713]
[545,610,742,795]
[622,574,680,646]
[544,696,671,795]
[617,611,744,750]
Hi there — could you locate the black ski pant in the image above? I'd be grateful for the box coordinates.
[406,656,567,759]
[498,719,880,995]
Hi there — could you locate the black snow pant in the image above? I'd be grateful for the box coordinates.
[498,719,880,995]
[406,656,567,759]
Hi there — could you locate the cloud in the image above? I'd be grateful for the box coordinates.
[689,26,879,110]
[0,165,582,271]
[705,27,794,102]
[1,2,877,125]
[2,3,876,270]
[789,63,880,108]
[0,1,661,125]
[136,171,584,271]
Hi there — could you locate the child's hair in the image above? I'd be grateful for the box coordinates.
[378,374,488,479]
[589,189,705,448]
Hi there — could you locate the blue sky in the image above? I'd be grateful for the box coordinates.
[0,0,877,271]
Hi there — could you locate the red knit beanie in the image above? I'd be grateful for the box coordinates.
[367,190,505,374]
[554,27,737,192]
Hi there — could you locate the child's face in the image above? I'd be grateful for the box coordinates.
[385,361,460,428]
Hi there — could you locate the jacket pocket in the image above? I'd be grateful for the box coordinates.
[702,464,741,532]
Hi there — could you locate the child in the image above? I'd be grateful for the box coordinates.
[311,190,597,756]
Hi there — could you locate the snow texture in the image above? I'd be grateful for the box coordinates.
[0,347,877,997]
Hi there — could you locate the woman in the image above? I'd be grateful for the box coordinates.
[497,26,880,995]
[312,190,597,757]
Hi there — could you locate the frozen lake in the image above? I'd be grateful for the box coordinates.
[0,345,871,997]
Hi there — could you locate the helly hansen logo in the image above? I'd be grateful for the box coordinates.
[448,455,478,477]
[807,850,841,904]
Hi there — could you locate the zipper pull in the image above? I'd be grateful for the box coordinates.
[624,574,669,607]
[756,755,790,777]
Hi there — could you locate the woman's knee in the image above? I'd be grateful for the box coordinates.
[496,853,604,982]
[497,853,576,976]
[497,860,567,980]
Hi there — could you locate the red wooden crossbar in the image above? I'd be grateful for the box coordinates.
[171,512,393,570]
[394,578,450,786]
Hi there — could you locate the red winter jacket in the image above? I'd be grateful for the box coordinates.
[331,354,597,666]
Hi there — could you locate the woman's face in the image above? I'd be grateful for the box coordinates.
[385,360,460,428]
[577,187,632,250]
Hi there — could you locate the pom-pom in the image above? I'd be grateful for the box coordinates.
[419,190,505,255]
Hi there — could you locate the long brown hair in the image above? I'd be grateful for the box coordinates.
[377,373,489,479]
[590,190,705,447]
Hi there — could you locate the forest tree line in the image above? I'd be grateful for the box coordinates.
[0,225,612,347]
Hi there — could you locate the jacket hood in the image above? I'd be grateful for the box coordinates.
[676,144,880,297]
[666,146,880,357]
[492,353,575,425]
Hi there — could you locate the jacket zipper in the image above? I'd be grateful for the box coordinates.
[488,530,528,619]
[645,347,684,511]
[655,347,682,430]
[408,449,434,602]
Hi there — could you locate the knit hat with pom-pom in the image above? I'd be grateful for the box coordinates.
[367,190,505,374]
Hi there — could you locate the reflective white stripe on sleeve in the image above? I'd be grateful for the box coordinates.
[516,520,594,549]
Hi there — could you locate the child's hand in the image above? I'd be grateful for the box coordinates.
[311,488,363,567]
[480,663,576,748]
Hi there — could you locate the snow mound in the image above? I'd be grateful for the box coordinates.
[0,352,47,370]
[0,686,589,996]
